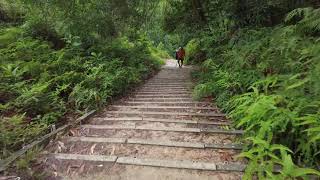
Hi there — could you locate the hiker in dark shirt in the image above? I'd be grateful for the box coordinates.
[176,47,186,68]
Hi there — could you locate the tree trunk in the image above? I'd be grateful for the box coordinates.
[191,0,207,24]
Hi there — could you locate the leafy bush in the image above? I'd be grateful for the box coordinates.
[185,38,206,64]
[193,10,320,178]
[0,114,47,158]
[0,26,163,159]
[0,27,23,48]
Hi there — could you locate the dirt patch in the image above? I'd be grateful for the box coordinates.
[61,164,243,180]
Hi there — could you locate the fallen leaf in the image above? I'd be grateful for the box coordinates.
[110,145,116,155]
[90,144,97,154]
[51,163,57,171]
[220,152,232,162]
[0,176,19,180]
[57,141,66,150]
[78,164,85,174]
[69,129,77,136]
[56,146,62,153]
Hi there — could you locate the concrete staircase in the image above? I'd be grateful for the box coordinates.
[44,60,244,180]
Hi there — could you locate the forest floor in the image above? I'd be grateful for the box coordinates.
[38,59,245,180]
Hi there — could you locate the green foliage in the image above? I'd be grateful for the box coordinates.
[0,23,163,159]
[185,38,203,64]
[0,114,47,158]
[0,27,23,48]
[285,7,320,36]
[192,8,320,178]
[239,137,320,179]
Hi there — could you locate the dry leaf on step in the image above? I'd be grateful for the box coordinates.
[110,145,116,155]
[69,129,77,136]
[0,176,19,180]
[57,141,66,150]
[90,144,97,154]
[78,164,85,174]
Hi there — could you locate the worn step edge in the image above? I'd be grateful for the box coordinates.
[133,95,191,98]
[142,85,191,87]
[82,125,199,132]
[51,154,246,172]
[127,138,204,148]
[95,117,198,124]
[67,137,242,150]
[53,153,117,162]
[94,117,230,126]
[141,87,191,89]
[138,90,190,93]
[68,137,126,143]
[148,78,190,81]
[117,157,217,171]
[134,93,190,95]
[141,87,190,89]
[106,111,225,117]
[141,88,190,91]
[124,101,209,105]
[68,137,204,149]
[217,163,247,172]
[201,128,244,135]
[129,98,193,100]
[110,105,218,110]
[146,83,192,86]
[81,125,243,135]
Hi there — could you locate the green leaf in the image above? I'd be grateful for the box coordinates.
[285,78,309,90]
[291,168,320,177]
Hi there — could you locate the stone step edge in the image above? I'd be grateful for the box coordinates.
[106,111,225,117]
[123,101,209,105]
[145,84,192,86]
[110,105,218,110]
[51,154,246,172]
[81,125,244,135]
[142,85,191,87]
[134,92,191,94]
[67,137,243,150]
[137,91,191,93]
[94,117,230,126]
[133,95,191,97]
[105,111,225,117]
[129,98,194,100]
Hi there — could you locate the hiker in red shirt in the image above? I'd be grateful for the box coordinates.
[177,47,186,68]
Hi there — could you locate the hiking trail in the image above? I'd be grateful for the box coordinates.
[42,59,245,180]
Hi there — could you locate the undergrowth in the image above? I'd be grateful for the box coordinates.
[193,7,320,179]
[0,27,164,159]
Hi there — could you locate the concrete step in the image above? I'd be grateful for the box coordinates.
[66,137,243,150]
[108,105,220,113]
[143,84,190,87]
[90,119,229,130]
[81,124,244,135]
[122,101,210,106]
[80,127,237,144]
[92,117,230,126]
[140,86,192,92]
[128,98,195,102]
[133,92,191,95]
[110,105,218,110]
[105,110,225,118]
[133,95,191,98]
[138,89,192,94]
[51,154,245,172]
[145,83,192,86]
